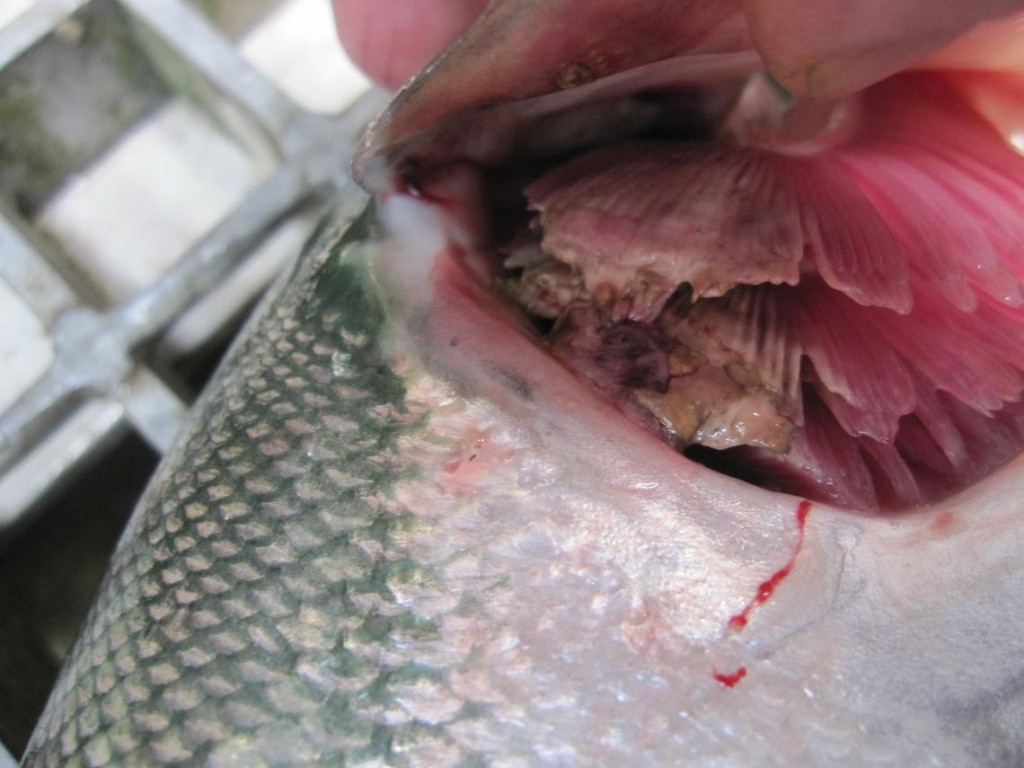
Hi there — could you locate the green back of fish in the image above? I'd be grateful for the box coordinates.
[23,202,470,766]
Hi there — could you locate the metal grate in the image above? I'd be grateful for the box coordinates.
[0,0,382,759]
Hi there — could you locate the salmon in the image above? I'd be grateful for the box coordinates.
[23,3,1024,765]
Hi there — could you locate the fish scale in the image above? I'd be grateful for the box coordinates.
[22,207,471,766]
[23,200,1024,766]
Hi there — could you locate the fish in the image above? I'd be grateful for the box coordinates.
[22,2,1024,766]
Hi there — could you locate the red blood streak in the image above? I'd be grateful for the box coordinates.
[713,667,747,688]
[728,499,812,632]
[708,500,812,688]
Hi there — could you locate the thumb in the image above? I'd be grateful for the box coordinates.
[332,0,488,89]
[740,0,1024,98]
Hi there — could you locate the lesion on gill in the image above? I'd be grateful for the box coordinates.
[497,220,801,458]
[483,70,1024,512]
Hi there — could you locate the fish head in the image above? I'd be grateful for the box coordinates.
[354,0,752,185]
[352,1,1024,514]
[342,7,1024,757]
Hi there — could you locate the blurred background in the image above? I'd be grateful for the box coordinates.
[0,0,376,760]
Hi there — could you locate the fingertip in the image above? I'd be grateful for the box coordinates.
[331,0,488,89]
[742,0,1024,99]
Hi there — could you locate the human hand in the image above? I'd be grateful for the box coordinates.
[331,0,1024,97]
[330,0,487,90]
[740,0,1024,97]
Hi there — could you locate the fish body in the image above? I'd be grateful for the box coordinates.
[21,194,1024,766]
[24,3,1024,765]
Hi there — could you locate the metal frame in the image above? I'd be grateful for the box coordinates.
[0,0,383,532]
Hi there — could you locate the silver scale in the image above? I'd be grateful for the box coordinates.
[0,1,383,760]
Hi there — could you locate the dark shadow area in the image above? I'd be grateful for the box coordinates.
[0,432,158,757]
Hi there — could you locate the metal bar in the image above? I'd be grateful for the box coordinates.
[0,398,125,533]
[0,0,87,67]
[0,3,383,527]
[0,306,129,475]
[121,367,189,455]
[112,158,321,344]
[109,87,383,344]
[0,210,78,326]
[0,740,17,768]
[119,0,299,142]
[0,150,337,467]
